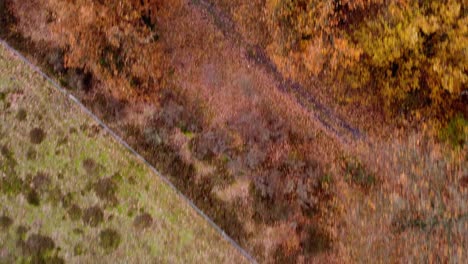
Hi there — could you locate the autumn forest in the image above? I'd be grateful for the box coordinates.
[0,0,467,263]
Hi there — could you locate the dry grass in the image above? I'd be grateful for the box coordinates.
[339,134,467,262]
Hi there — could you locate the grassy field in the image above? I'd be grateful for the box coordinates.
[0,43,247,263]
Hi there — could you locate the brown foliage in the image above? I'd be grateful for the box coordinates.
[11,0,167,99]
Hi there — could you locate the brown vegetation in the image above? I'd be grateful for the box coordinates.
[1,0,466,262]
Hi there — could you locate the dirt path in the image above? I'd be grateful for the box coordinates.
[189,0,365,144]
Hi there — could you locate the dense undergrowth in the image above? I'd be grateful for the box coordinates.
[1,0,467,262]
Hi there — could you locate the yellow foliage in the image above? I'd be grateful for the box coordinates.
[351,0,467,114]
[275,0,467,118]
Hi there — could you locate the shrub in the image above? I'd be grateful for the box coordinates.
[439,114,468,147]
[343,158,376,189]
[99,228,121,252]
[191,128,232,161]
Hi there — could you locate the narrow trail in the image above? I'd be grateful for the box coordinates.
[190,0,366,144]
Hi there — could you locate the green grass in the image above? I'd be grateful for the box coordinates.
[0,43,246,263]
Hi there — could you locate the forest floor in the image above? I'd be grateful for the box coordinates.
[0,42,248,263]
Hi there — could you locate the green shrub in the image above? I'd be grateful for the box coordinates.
[439,115,468,147]
[344,158,376,189]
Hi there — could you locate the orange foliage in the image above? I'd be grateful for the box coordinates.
[13,0,167,99]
